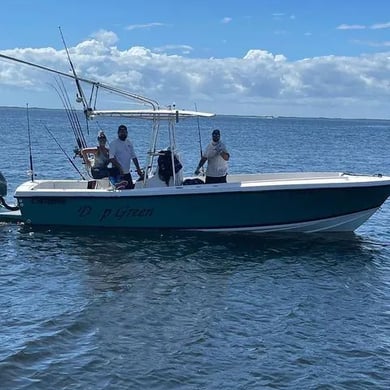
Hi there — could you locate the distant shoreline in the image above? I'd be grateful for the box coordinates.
[0,105,389,121]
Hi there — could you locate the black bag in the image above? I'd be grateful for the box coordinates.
[91,167,110,179]
[183,178,204,185]
[157,150,182,185]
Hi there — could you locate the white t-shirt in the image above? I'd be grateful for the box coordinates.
[203,141,228,177]
[109,138,137,174]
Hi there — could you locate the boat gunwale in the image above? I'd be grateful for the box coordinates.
[13,176,390,199]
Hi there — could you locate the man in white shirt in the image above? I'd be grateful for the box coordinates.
[109,124,143,189]
[195,129,230,183]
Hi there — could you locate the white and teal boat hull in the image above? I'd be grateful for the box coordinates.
[12,172,390,233]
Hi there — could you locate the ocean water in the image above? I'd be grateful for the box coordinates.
[0,108,390,389]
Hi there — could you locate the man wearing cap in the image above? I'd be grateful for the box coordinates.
[195,129,230,184]
[109,124,143,189]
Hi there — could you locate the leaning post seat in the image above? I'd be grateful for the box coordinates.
[87,177,111,189]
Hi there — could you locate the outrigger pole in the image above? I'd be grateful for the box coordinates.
[58,26,88,112]
[0,53,160,111]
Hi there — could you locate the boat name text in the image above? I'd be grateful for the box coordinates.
[77,206,154,220]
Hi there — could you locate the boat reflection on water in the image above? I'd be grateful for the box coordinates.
[14,222,381,263]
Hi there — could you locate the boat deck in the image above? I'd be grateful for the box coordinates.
[14,172,390,193]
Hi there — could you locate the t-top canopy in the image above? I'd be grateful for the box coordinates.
[87,109,215,120]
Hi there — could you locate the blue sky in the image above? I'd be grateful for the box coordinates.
[1,0,390,118]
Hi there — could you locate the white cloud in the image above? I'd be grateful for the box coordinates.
[337,21,390,30]
[371,21,390,29]
[125,22,167,31]
[353,39,390,48]
[154,44,193,55]
[272,13,295,21]
[90,30,119,46]
[1,35,390,118]
[337,24,366,30]
[221,17,232,24]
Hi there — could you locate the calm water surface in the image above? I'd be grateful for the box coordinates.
[0,108,390,389]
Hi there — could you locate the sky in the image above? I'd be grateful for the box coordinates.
[1,0,390,118]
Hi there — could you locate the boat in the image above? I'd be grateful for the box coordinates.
[1,52,390,232]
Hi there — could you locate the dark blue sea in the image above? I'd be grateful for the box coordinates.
[1,107,390,389]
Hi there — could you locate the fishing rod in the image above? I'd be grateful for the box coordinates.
[194,103,203,158]
[194,103,204,175]
[26,103,34,182]
[58,75,88,146]
[51,77,87,150]
[52,81,83,150]
[43,124,86,180]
